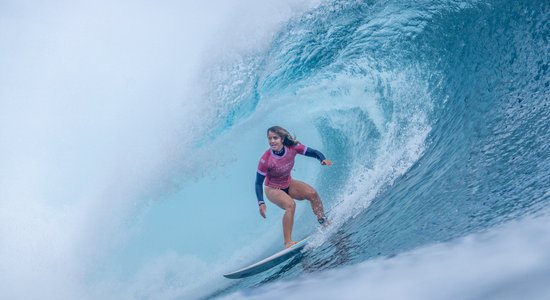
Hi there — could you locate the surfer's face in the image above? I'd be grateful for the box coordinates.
[267,131,284,151]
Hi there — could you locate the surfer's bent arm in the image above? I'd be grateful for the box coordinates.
[255,172,266,206]
[304,147,326,163]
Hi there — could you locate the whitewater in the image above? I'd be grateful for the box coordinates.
[1,0,548,299]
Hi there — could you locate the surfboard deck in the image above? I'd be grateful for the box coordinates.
[223,236,311,279]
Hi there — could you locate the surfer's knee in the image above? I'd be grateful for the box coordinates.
[284,200,296,212]
[306,189,320,201]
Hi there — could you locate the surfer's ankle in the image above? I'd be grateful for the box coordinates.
[284,241,298,248]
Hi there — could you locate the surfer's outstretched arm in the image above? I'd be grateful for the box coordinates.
[304,147,332,166]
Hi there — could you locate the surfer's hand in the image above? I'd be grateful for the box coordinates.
[259,203,266,218]
[321,159,332,166]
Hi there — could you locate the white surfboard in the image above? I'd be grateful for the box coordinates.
[223,236,311,279]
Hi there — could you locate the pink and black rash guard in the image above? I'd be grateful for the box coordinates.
[255,144,326,205]
[257,144,307,189]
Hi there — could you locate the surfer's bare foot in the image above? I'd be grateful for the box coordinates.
[284,241,298,248]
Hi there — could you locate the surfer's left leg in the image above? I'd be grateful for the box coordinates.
[265,186,298,248]
[288,179,327,224]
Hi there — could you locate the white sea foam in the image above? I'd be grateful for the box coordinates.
[0,1,322,299]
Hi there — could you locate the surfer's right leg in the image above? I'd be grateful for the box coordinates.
[288,179,327,224]
[265,186,297,248]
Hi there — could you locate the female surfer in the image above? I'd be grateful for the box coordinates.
[256,126,332,248]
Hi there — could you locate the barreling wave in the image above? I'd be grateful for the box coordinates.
[207,0,549,298]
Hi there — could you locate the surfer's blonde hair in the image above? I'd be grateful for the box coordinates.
[267,126,300,146]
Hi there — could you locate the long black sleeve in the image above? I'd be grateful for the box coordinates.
[304,147,326,163]
[255,172,266,205]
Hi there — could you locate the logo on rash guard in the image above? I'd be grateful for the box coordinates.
[269,161,294,176]
[267,157,296,188]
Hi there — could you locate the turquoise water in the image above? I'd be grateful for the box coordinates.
[1,0,548,299]
[209,0,550,298]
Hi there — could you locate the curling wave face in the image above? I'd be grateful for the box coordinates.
[209,0,550,298]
